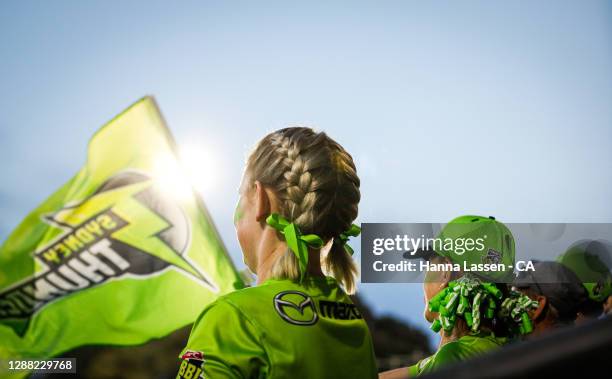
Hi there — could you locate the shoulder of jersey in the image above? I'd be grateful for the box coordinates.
[217,280,289,305]
[432,340,466,363]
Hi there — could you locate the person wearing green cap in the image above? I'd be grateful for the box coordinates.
[380,216,516,378]
[175,127,377,379]
[556,240,612,322]
[511,261,588,336]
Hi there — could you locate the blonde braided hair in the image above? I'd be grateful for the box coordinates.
[245,127,361,293]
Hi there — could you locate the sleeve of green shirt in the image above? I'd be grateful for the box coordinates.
[176,298,270,379]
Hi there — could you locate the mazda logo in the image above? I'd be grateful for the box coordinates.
[273,290,318,326]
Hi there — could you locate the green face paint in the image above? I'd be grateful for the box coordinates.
[233,198,244,226]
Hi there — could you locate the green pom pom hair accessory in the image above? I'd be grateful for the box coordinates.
[428,274,538,336]
[265,213,361,282]
[498,290,540,335]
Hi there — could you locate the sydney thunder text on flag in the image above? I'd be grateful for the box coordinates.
[0,97,243,365]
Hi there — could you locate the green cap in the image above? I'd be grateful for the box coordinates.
[557,239,612,303]
[408,215,515,282]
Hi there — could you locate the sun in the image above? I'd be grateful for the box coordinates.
[179,145,218,196]
[151,144,219,202]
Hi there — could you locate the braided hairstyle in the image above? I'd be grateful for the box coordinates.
[245,127,361,293]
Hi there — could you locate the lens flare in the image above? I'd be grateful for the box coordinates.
[151,144,219,202]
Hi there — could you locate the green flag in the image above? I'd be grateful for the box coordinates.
[0,97,243,370]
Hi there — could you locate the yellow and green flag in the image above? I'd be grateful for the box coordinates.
[0,97,243,366]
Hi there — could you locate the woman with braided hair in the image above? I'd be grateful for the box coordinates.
[176,127,378,379]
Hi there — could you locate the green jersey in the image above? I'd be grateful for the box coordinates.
[177,276,378,379]
[408,334,505,376]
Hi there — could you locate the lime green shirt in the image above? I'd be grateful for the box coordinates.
[176,276,378,379]
[408,334,505,376]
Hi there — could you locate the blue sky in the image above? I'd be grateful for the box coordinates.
[1,1,611,345]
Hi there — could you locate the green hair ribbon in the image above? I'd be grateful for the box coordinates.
[428,275,503,334]
[266,213,324,282]
[266,213,361,281]
[429,275,540,336]
[498,290,539,335]
[337,224,361,256]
